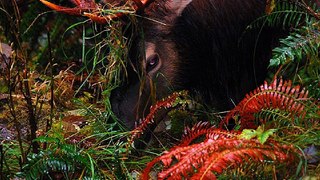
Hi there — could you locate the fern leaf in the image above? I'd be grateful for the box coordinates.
[269,25,320,67]
[250,0,309,29]
[142,128,301,179]
[129,91,187,143]
[23,143,100,179]
[220,78,309,129]
[192,147,295,179]
[179,122,242,146]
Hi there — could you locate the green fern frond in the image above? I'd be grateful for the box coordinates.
[255,108,293,125]
[270,25,320,66]
[22,138,101,179]
[250,0,310,30]
[266,1,306,28]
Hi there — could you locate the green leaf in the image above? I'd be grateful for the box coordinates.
[34,136,60,144]
[269,25,320,67]
[257,129,277,144]
[239,126,277,144]
[239,129,257,140]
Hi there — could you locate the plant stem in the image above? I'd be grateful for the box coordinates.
[22,68,39,154]
[4,52,26,164]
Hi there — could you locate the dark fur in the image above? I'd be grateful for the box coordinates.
[111,0,280,130]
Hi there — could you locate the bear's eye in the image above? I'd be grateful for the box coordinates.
[146,54,159,72]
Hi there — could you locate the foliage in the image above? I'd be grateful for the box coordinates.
[257,0,314,29]
[18,110,137,179]
[239,126,277,144]
[141,123,302,179]
[0,141,29,178]
[138,76,319,179]
[21,138,101,179]
[0,0,319,179]
[263,0,320,100]
[129,91,188,143]
[269,24,320,67]
[220,78,318,130]
[0,0,133,178]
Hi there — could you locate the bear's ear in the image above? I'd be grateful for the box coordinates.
[165,0,193,16]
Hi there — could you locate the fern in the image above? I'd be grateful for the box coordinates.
[220,78,311,129]
[251,0,310,29]
[179,121,237,146]
[249,0,320,67]
[139,78,319,179]
[191,147,296,179]
[142,125,301,180]
[21,137,102,179]
[270,25,320,66]
[129,91,188,144]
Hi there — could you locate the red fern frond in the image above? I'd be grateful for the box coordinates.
[220,78,309,129]
[192,145,296,179]
[180,121,212,146]
[179,121,238,146]
[129,91,187,143]
[142,128,301,180]
[140,78,313,179]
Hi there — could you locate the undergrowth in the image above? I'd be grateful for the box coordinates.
[0,0,319,179]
